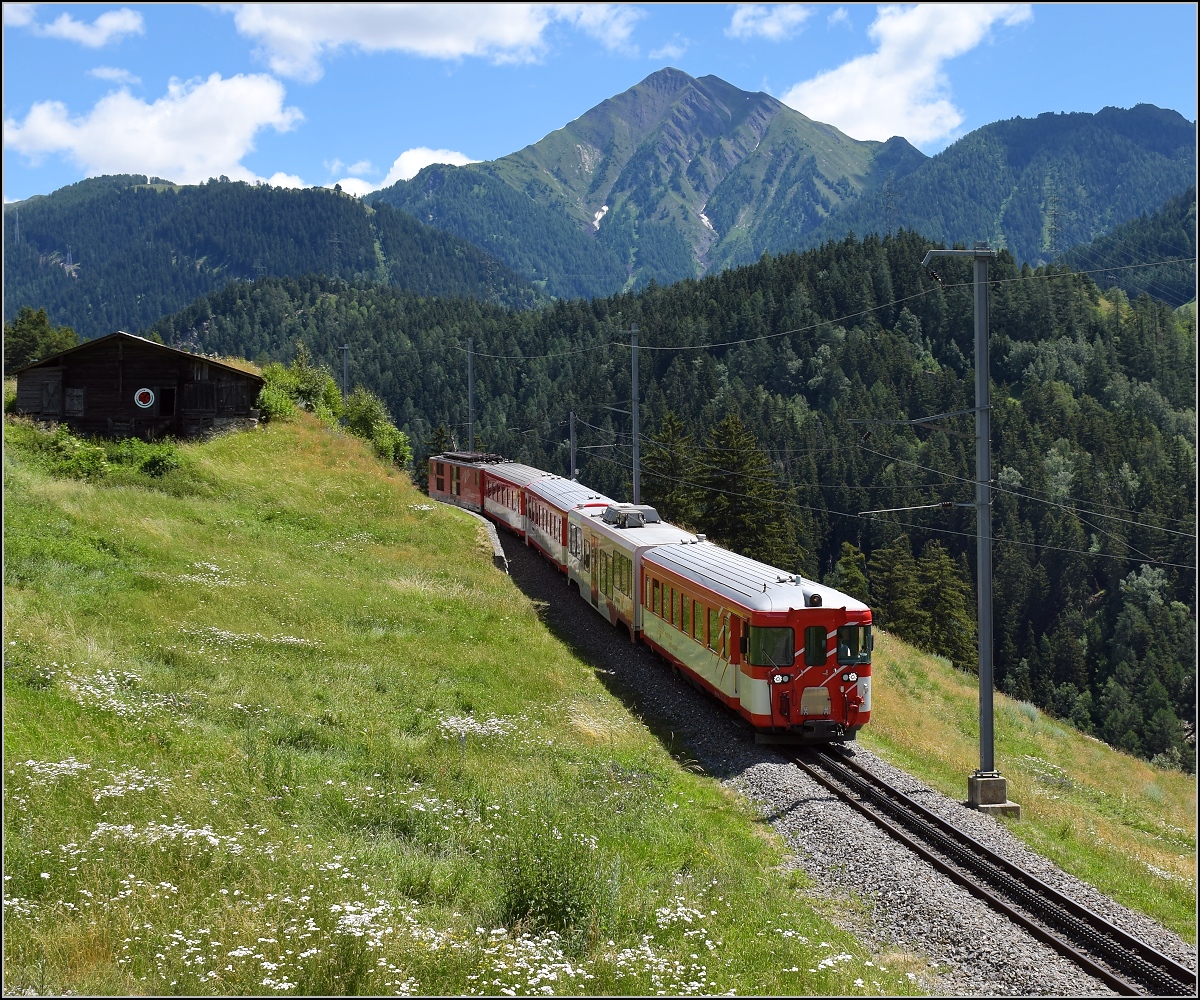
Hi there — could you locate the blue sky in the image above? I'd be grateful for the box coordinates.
[4,3,1197,202]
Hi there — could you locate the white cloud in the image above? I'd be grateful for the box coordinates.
[4,73,304,185]
[3,4,36,28]
[649,38,687,61]
[347,159,374,175]
[781,4,1031,147]
[88,66,142,85]
[558,4,643,54]
[329,177,375,198]
[328,146,479,198]
[228,3,644,82]
[827,7,849,27]
[266,172,307,188]
[727,4,811,41]
[31,8,145,47]
[382,147,477,185]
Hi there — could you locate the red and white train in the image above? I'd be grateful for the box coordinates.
[429,451,873,742]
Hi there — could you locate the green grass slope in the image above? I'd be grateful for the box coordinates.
[863,632,1196,942]
[3,413,921,996]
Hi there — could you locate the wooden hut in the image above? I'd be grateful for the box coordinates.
[11,331,264,439]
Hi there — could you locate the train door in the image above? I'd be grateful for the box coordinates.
[589,535,600,605]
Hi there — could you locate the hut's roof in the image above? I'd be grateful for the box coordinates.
[11,331,264,383]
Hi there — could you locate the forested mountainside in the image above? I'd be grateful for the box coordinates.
[373,74,1195,294]
[371,67,925,297]
[2,175,536,339]
[802,105,1196,268]
[1057,187,1197,307]
[148,230,1196,767]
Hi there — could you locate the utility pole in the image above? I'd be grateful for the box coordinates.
[630,323,640,504]
[921,241,1019,819]
[569,410,577,480]
[467,337,475,453]
[339,345,350,408]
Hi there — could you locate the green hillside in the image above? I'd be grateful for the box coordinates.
[2,176,537,340]
[863,632,1195,940]
[3,411,1192,998]
[1057,187,1197,307]
[372,68,924,296]
[802,105,1196,267]
[3,411,923,996]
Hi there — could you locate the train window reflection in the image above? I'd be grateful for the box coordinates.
[804,626,826,666]
[748,626,794,667]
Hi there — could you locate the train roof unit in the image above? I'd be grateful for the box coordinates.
[434,451,508,466]
[578,503,699,549]
[645,540,870,615]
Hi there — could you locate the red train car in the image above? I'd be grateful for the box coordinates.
[428,451,495,512]
[641,541,872,742]
[525,476,612,571]
[428,452,550,540]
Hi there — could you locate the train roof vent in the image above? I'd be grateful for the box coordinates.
[602,503,659,528]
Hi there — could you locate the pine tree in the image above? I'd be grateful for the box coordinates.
[916,540,978,670]
[641,410,703,527]
[824,541,871,605]
[3,306,77,371]
[697,412,792,566]
[868,534,928,642]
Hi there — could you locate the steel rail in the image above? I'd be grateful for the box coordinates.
[787,749,1194,997]
[824,749,1197,990]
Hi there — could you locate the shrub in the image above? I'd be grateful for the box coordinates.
[102,438,180,477]
[257,383,296,422]
[138,443,180,477]
[344,386,412,467]
[497,814,604,937]
[48,425,107,480]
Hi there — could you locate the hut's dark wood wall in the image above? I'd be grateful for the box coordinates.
[14,334,263,439]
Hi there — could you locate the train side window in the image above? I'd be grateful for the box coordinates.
[708,609,719,651]
[670,589,678,627]
[451,466,460,495]
[804,626,826,666]
[681,596,691,634]
[435,462,445,493]
[652,580,660,616]
[693,602,704,642]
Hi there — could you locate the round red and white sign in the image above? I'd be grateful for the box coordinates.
[134,387,155,409]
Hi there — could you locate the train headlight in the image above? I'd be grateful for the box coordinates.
[841,671,858,682]
[772,674,792,684]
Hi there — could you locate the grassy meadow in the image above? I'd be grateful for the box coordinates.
[3,412,921,996]
[862,632,1196,942]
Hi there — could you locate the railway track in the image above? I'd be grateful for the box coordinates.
[788,748,1196,997]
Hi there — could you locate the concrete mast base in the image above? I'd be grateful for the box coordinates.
[966,771,1022,819]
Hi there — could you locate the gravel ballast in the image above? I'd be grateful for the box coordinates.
[501,537,1197,996]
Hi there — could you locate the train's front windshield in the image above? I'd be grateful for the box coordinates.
[837,624,872,664]
[748,626,794,667]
